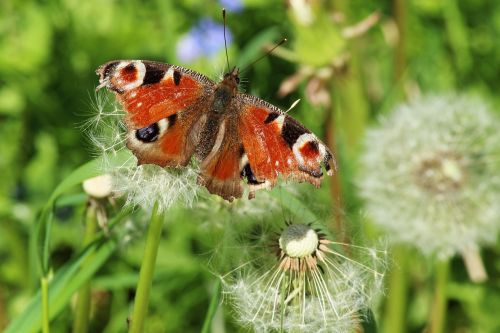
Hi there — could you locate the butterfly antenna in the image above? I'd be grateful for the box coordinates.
[222,8,231,72]
[240,38,287,74]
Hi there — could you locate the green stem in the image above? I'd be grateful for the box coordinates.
[393,0,407,82]
[383,246,408,333]
[129,203,163,333]
[72,201,99,333]
[201,280,222,333]
[442,0,471,74]
[429,260,449,333]
[41,276,50,333]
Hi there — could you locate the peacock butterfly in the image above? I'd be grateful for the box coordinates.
[96,60,336,201]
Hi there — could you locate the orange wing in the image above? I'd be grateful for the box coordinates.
[96,60,215,166]
[237,94,336,198]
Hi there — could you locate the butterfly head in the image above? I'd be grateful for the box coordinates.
[221,67,240,92]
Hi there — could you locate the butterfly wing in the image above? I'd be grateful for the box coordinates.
[237,94,336,198]
[96,60,216,167]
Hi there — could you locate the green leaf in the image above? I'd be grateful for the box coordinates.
[361,308,378,333]
[201,280,221,333]
[31,150,131,275]
[5,239,116,333]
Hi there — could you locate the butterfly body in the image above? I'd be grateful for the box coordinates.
[97,60,335,201]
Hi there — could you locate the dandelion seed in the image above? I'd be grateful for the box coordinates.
[222,223,385,332]
[359,95,500,259]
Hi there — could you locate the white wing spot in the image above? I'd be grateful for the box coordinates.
[274,115,285,131]
[115,61,146,91]
[240,153,249,170]
[163,67,174,81]
[157,118,169,137]
[292,133,323,166]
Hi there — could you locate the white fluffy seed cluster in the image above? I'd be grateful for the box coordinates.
[359,95,500,258]
[112,163,199,212]
[222,223,385,333]
[86,91,199,213]
[224,259,383,333]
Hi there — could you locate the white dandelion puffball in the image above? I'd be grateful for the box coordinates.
[359,95,500,259]
[222,223,385,333]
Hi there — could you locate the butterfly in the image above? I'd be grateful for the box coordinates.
[96,60,336,201]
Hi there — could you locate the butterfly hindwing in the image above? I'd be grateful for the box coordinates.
[237,94,335,197]
[97,60,215,166]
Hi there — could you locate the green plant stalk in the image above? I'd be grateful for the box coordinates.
[393,0,407,82]
[329,55,368,242]
[383,246,408,333]
[324,106,346,242]
[429,260,449,333]
[41,276,50,333]
[40,209,53,333]
[333,0,370,154]
[201,280,221,333]
[442,0,471,73]
[331,54,369,159]
[72,201,99,333]
[129,202,163,333]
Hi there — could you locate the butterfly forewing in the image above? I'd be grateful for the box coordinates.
[97,60,215,167]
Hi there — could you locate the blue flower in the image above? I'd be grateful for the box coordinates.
[219,0,244,13]
[176,18,232,63]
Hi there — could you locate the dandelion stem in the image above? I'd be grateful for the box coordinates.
[201,280,221,333]
[324,106,347,244]
[383,246,408,333]
[41,275,50,333]
[461,247,487,283]
[429,260,449,333]
[129,202,164,333]
[393,0,407,82]
[72,200,98,333]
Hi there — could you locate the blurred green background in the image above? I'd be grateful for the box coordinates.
[1,0,500,332]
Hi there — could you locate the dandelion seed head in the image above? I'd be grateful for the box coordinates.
[359,95,500,258]
[82,174,113,198]
[112,164,199,212]
[222,223,385,332]
[279,224,318,258]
